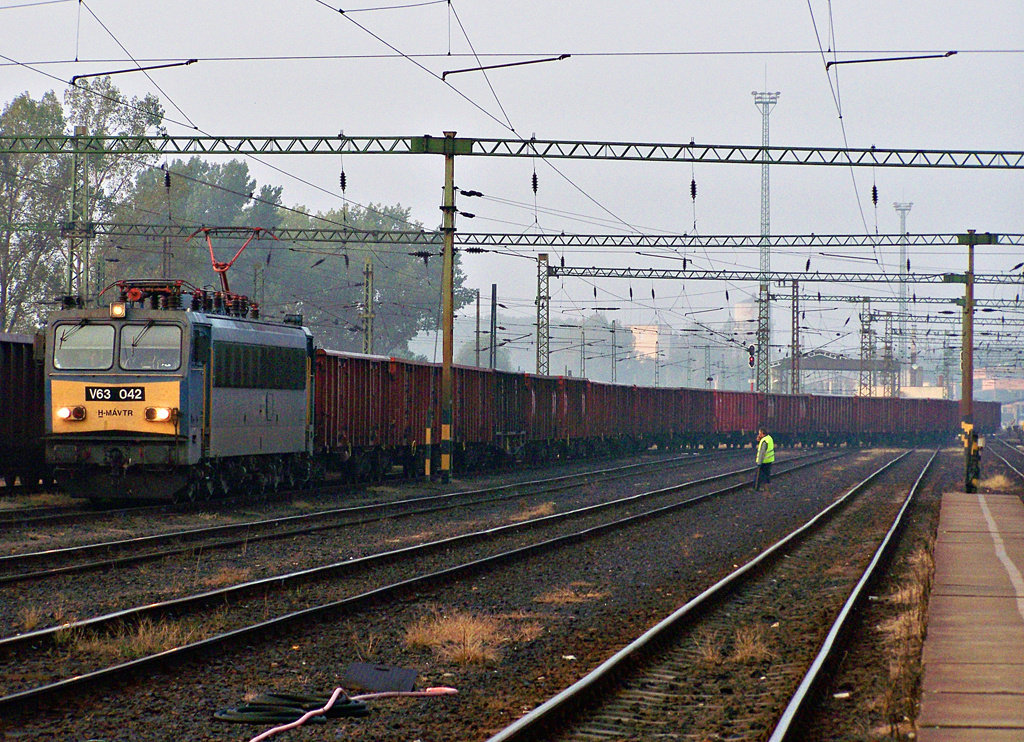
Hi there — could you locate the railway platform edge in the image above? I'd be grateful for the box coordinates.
[918,491,1024,740]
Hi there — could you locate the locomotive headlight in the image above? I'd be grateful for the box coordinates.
[109,301,127,318]
[57,405,87,421]
[145,406,176,422]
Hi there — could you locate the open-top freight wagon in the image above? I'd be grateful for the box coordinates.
[313,349,999,482]
[0,332,47,488]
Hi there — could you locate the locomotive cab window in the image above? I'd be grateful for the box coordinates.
[120,324,182,371]
[53,323,115,370]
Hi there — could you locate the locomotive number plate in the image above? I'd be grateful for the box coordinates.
[85,386,146,402]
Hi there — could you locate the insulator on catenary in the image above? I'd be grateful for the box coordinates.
[871,184,878,206]
[164,170,171,189]
[531,171,538,194]
[690,178,697,202]
[339,171,347,192]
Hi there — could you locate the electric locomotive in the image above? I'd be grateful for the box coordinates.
[44,279,315,501]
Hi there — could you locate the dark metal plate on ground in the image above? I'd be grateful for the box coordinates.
[343,662,417,693]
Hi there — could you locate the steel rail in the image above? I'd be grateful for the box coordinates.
[0,450,732,584]
[484,448,915,742]
[0,451,839,712]
[0,502,170,531]
[989,439,1024,481]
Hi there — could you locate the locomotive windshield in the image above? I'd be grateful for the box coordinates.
[120,323,182,371]
[53,323,115,370]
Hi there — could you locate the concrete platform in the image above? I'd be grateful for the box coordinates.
[919,492,1024,740]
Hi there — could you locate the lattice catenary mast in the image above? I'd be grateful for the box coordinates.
[894,202,913,386]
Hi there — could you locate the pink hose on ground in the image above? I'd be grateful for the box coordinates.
[247,687,458,742]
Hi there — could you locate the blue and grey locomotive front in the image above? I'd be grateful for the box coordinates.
[45,280,315,501]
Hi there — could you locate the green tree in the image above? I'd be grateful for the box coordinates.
[64,77,164,298]
[270,203,474,356]
[107,156,283,287]
[0,91,67,331]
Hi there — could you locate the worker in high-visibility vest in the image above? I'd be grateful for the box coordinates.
[755,426,774,493]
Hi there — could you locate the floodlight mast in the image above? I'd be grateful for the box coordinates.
[753,91,781,393]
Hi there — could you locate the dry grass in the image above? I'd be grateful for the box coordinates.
[18,606,41,632]
[731,624,774,663]
[350,629,382,661]
[201,566,252,588]
[0,492,76,510]
[404,608,543,665]
[693,628,723,665]
[509,501,556,523]
[534,582,607,605]
[384,529,441,546]
[74,618,194,660]
[979,473,1014,490]
[875,544,934,737]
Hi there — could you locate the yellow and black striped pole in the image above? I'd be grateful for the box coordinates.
[439,132,457,484]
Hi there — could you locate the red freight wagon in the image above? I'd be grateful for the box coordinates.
[315,350,405,477]
[525,374,559,443]
[314,346,988,482]
[713,390,759,446]
[683,387,717,445]
[582,381,627,445]
[766,393,808,444]
[975,400,1002,435]
[0,333,46,488]
[491,371,529,456]
[452,364,494,447]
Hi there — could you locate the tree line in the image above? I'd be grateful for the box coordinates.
[0,79,472,357]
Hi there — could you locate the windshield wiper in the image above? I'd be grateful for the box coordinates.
[131,320,156,349]
[126,320,156,360]
[57,319,88,348]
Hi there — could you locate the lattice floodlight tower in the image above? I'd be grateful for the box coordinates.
[894,202,913,386]
[753,91,780,393]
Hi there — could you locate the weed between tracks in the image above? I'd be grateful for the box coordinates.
[0,492,76,509]
[533,582,607,605]
[62,610,231,662]
[201,566,252,588]
[693,624,775,665]
[875,544,933,738]
[405,608,544,665]
[979,473,1014,490]
[509,501,556,522]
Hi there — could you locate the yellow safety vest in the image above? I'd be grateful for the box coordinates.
[758,435,775,464]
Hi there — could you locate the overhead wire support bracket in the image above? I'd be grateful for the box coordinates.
[441,54,570,80]
[825,51,956,70]
[70,59,198,86]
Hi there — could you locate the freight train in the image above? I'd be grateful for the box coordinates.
[36,279,1001,502]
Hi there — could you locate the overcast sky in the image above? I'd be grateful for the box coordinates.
[2,0,1022,363]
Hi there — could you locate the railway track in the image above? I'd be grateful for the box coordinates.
[0,449,749,585]
[989,437,1024,481]
[484,448,934,742]
[0,448,844,712]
